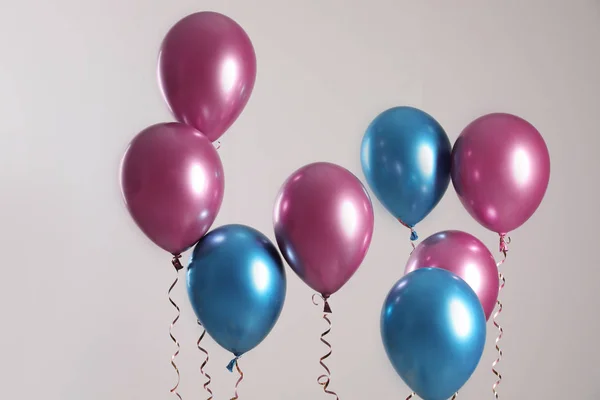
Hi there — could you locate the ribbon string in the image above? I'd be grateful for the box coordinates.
[227,357,244,400]
[397,219,418,252]
[169,256,184,400]
[312,294,339,399]
[197,322,213,400]
[400,219,418,400]
[493,234,510,399]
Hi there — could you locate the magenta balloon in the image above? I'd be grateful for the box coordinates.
[273,162,375,296]
[120,123,224,255]
[405,230,499,320]
[158,12,257,142]
[451,113,550,233]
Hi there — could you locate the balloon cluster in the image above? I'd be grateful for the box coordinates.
[363,107,550,399]
[120,11,278,399]
[118,11,550,400]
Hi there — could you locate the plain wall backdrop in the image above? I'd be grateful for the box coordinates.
[1,0,599,398]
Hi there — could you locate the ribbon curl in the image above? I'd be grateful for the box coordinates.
[312,294,339,399]
[227,357,244,400]
[169,255,184,400]
[493,234,510,399]
[197,322,213,400]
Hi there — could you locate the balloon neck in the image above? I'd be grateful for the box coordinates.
[398,219,418,241]
[410,229,419,241]
[323,296,332,314]
[226,356,239,372]
[499,233,511,253]
[171,255,184,271]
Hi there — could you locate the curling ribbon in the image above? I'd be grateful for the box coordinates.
[312,294,339,399]
[169,255,184,400]
[493,233,510,399]
[398,219,418,251]
[400,219,418,400]
[226,357,244,400]
[197,321,213,400]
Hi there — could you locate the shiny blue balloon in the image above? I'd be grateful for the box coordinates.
[381,268,486,400]
[187,224,286,357]
[361,106,451,227]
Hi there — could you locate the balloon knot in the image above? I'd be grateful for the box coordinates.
[171,254,184,271]
[323,297,332,314]
[313,293,333,313]
[226,356,239,372]
[499,233,511,253]
[410,229,418,241]
[398,219,418,241]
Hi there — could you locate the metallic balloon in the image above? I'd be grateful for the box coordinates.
[405,230,499,320]
[187,224,286,356]
[381,268,486,400]
[273,162,374,296]
[120,122,224,255]
[361,106,451,227]
[451,113,551,233]
[158,12,257,142]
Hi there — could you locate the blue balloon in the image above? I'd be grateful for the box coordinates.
[361,106,451,227]
[187,224,286,357]
[381,268,486,400]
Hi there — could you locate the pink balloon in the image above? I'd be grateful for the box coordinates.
[120,123,224,255]
[273,162,374,296]
[405,230,499,320]
[451,113,550,233]
[158,12,257,143]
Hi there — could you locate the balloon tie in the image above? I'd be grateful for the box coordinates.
[397,219,418,251]
[169,255,184,400]
[493,234,510,398]
[215,140,222,150]
[312,294,339,399]
[313,293,332,313]
[197,321,213,400]
[227,357,244,400]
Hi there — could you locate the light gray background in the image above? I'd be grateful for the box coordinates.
[1,0,599,398]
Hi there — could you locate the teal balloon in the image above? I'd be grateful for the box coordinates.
[361,106,451,227]
[381,268,486,400]
[187,224,286,357]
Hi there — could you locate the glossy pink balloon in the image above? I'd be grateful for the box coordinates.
[405,230,499,320]
[274,162,374,296]
[158,12,257,143]
[120,123,224,255]
[451,113,550,233]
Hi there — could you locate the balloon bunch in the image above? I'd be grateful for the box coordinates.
[362,107,550,399]
[120,11,286,400]
[118,10,550,400]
